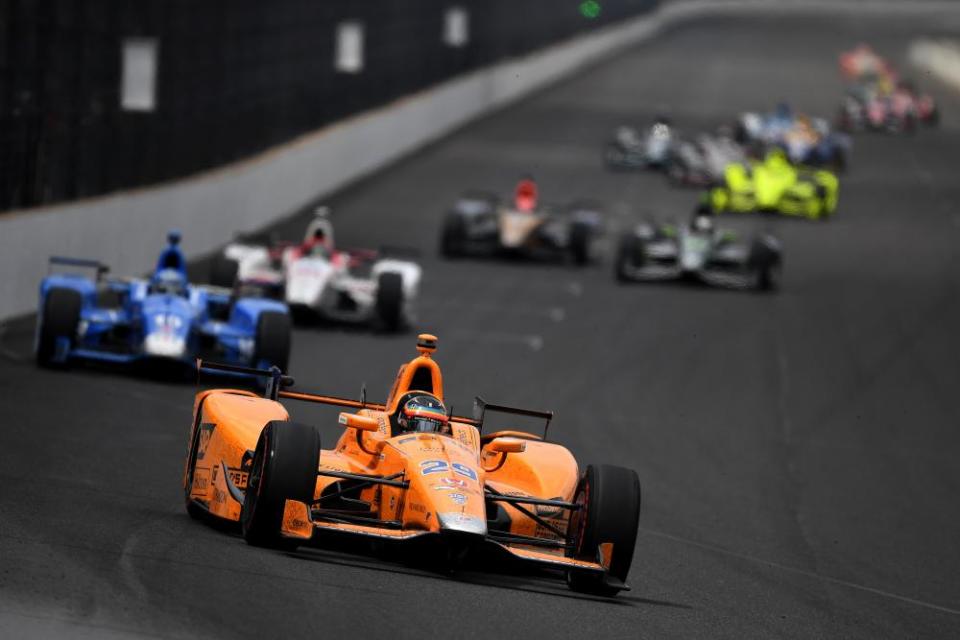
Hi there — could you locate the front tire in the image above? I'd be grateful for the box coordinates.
[566,464,642,597]
[254,311,291,372]
[241,421,321,549]
[36,288,82,367]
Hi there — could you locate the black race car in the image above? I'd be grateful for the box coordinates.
[440,179,602,265]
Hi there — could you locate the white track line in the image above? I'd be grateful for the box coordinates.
[420,299,565,322]
[447,329,544,352]
[640,527,960,616]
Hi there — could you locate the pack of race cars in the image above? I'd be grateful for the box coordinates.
[837,44,939,132]
[37,44,937,376]
[29,42,940,598]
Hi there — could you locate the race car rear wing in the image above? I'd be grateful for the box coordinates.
[196,360,556,435]
[196,359,435,417]
[48,256,110,279]
[196,359,295,401]
[473,396,554,439]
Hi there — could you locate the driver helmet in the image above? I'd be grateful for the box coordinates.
[395,392,449,435]
[691,213,714,233]
[774,102,793,120]
[514,177,538,212]
[150,268,187,296]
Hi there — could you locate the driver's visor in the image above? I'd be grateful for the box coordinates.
[403,406,449,423]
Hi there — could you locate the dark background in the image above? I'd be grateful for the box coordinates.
[0,0,656,212]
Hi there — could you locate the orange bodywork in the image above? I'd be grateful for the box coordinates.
[183,335,607,575]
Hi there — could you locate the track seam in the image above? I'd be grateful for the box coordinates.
[639,527,960,616]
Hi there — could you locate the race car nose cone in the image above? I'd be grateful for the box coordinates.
[437,512,487,537]
[144,333,187,358]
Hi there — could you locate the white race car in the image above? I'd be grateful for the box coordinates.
[211,210,421,331]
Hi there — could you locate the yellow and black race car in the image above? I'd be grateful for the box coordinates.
[706,150,839,221]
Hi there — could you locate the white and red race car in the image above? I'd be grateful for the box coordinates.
[211,209,421,331]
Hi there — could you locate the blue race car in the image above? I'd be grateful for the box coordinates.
[35,231,292,371]
[736,104,851,172]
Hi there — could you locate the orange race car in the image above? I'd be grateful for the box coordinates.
[183,334,642,596]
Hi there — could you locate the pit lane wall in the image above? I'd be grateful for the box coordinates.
[0,0,955,321]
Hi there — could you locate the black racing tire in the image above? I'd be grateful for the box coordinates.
[566,464,642,597]
[254,311,291,372]
[241,420,320,549]
[440,214,467,258]
[569,221,591,266]
[733,121,749,145]
[748,236,782,292]
[35,288,82,367]
[831,148,848,174]
[375,272,404,332]
[812,185,832,222]
[210,255,239,288]
[614,233,644,283]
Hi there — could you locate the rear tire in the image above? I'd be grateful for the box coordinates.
[375,272,404,332]
[569,222,591,266]
[35,288,81,367]
[440,214,467,258]
[831,148,847,174]
[566,464,641,597]
[241,421,320,549]
[614,234,643,283]
[748,236,781,292]
[254,311,291,372]
[210,255,239,288]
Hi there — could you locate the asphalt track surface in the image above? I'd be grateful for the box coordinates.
[2,12,960,640]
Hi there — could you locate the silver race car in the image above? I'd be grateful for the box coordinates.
[614,212,782,291]
[211,209,421,330]
[666,129,746,187]
[603,118,678,170]
[440,179,601,265]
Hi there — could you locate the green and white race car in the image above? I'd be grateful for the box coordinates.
[615,213,782,292]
